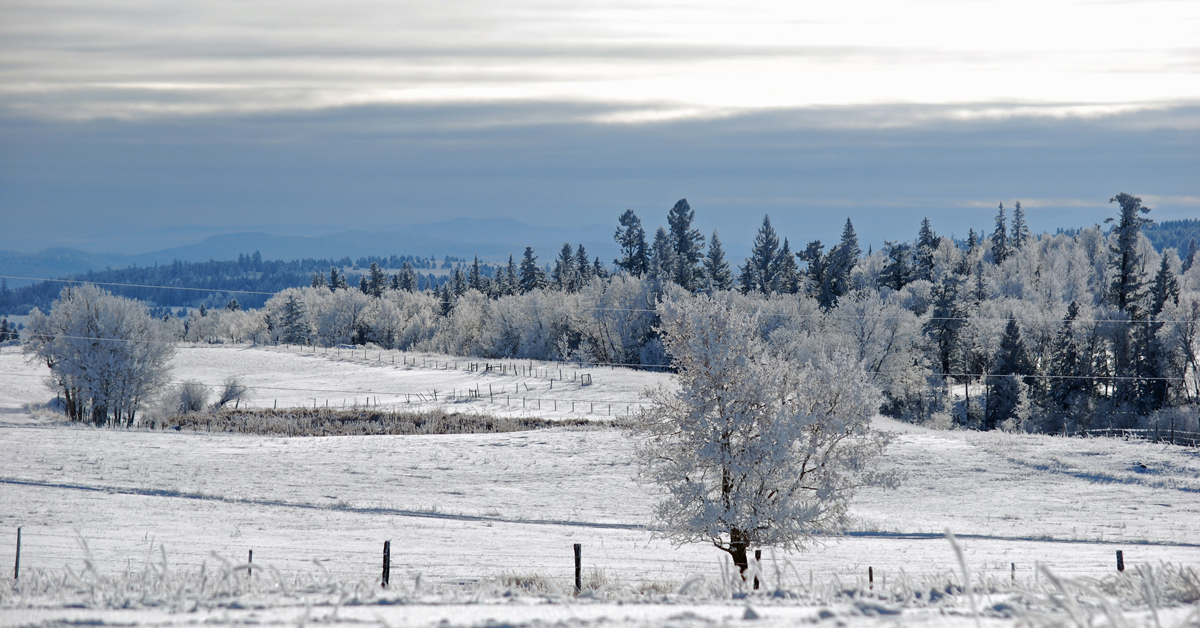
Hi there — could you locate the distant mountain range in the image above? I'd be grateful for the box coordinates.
[0,218,632,287]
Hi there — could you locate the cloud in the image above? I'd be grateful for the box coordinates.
[3,0,1199,123]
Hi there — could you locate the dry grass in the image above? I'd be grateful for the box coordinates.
[149,407,598,436]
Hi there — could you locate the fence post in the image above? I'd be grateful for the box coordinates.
[868,565,873,590]
[13,527,19,580]
[248,549,253,577]
[382,540,391,587]
[1011,562,1015,581]
[574,543,582,594]
[1117,550,1124,572]
[754,550,762,590]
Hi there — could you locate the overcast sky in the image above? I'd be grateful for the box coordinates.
[1,0,1197,254]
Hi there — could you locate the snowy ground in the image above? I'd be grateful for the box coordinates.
[2,344,1200,627]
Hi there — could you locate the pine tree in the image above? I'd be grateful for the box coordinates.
[702,230,733,292]
[1183,239,1198,272]
[311,273,327,288]
[1010,201,1030,250]
[367,262,387,297]
[438,282,454,316]
[614,209,649,276]
[503,255,519,296]
[740,215,779,294]
[1045,301,1093,415]
[650,227,677,285]
[1107,193,1152,313]
[451,267,467,296]
[329,267,348,291]
[358,275,370,295]
[667,198,705,291]
[553,243,578,292]
[774,238,801,294]
[279,294,309,345]
[880,241,913,291]
[991,203,1009,264]
[925,273,965,377]
[575,244,593,284]
[592,257,609,280]
[821,218,861,307]
[986,317,1033,430]
[225,298,240,311]
[518,246,546,294]
[915,217,938,281]
[468,256,483,291]
[397,262,418,292]
[799,240,826,301]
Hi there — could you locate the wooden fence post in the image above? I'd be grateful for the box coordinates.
[382,540,391,587]
[13,527,19,580]
[574,543,582,594]
[754,549,762,590]
[1117,550,1124,572]
[868,566,873,590]
[248,549,253,577]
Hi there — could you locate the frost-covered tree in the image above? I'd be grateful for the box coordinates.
[553,243,579,292]
[990,203,1009,264]
[915,218,938,282]
[518,247,546,294]
[773,238,801,294]
[986,317,1033,429]
[649,227,677,285]
[667,198,705,291]
[740,215,779,294]
[702,230,733,293]
[26,284,175,425]
[366,262,388,297]
[614,209,649,277]
[1011,202,1030,250]
[636,296,892,575]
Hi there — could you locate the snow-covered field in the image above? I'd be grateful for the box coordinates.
[2,344,1200,627]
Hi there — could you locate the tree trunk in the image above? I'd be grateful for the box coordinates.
[728,529,750,575]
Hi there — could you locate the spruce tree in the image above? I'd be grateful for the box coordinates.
[503,255,519,296]
[1183,239,1198,272]
[650,227,677,285]
[880,241,913,291]
[915,217,938,281]
[991,203,1009,264]
[1046,301,1093,414]
[667,198,705,291]
[925,273,965,377]
[311,273,327,288]
[1107,193,1152,313]
[518,247,546,294]
[799,240,826,301]
[740,215,779,294]
[592,257,609,280]
[773,238,801,294]
[614,209,649,276]
[367,262,387,297]
[279,294,309,344]
[451,267,467,296]
[397,262,418,292]
[575,244,592,284]
[821,218,861,307]
[702,230,733,292]
[987,317,1033,429]
[553,243,578,292]
[1010,201,1030,250]
[468,256,483,291]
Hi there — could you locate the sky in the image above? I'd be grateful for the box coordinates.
[1,0,1198,255]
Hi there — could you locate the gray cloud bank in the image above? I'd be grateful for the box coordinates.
[2,103,1197,257]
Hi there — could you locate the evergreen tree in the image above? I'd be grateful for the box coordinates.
[329,267,348,291]
[279,294,309,344]
[503,255,519,296]
[358,275,370,295]
[225,298,240,311]
[925,273,965,377]
[959,229,979,275]
[553,243,579,292]
[438,282,454,316]
[518,246,546,294]
[880,241,913,291]
[773,238,801,294]
[311,273,327,288]
[915,217,938,281]
[1107,193,1152,313]
[986,318,1033,429]
[821,218,861,307]
[1183,239,1198,272]
[396,262,418,292]
[576,244,593,284]
[614,209,649,276]
[592,257,609,280]
[451,267,467,296]
[1045,301,1093,415]
[650,227,677,285]
[799,240,826,301]
[740,215,779,294]
[367,262,388,297]
[468,256,483,291]
[667,198,705,291]
[702,230,733,293]
[991,203,1009,264]
[1010,201,1030,250]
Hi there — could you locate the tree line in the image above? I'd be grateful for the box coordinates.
[21,193,1200,434]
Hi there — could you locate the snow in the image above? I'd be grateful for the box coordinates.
[2,344,1200,627]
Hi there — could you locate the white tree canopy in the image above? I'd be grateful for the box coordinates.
[635,295,894,573]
